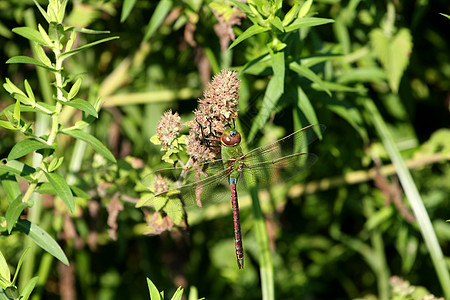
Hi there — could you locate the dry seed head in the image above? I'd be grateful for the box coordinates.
[157,109,182,149]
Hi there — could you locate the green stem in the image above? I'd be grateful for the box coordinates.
[250,186,275,300]
[365,99,450,298]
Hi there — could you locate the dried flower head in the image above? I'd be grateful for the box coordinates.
[153,174,169,195]
[186,70,240,162]
[156,109,182,150]
[185,131,218,162]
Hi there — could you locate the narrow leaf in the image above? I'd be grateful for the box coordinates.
[5,195,28,233]
[0,251,11,288]
[65,30,76,52]
[284,17,334,32]
[67,78,83,100]
[15,219,69,266]
[170,287,184,300]
[66,97,98,117]
[59,36,119,61]
[24,80,36,103]
[32,0,51,23]
[65,27,110,34]
[34,44,53,67]
[146,278,161,300]
[20,276,38,300]
[143,0,173,41]
[298,0,313,18]
[297,86,319,127]
[290,62,331,95]
[38,24,53,47]
[8,139,53,160]
[11,248,30,285]
[121,0,137,23]
[43,171,74,213]
[12,27,48,46]
[0,173,22,205]
[229,24,270,49]
[0,120,17,130]
[60,128,116,162]
[6,56,59,72]
[0,160,36,179]
[13,100,20,123]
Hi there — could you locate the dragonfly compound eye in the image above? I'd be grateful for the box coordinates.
[221,130,241,146]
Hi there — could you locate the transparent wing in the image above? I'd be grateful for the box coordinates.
[243,153,318,186]
[243,124,325,165]
[141,159,235,213]
[242,124,325,185]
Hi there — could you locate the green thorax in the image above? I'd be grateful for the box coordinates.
[220,128,244,179]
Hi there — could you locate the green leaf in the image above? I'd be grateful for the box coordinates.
[338,67,386,84]
[121,0,137,23]
[15,219,69,266]
[0,120,17,130]
[269,16,284,32]
[229,0,254,16]
[229,24,270,49]
[440,13,450,19]
[12,27,49,46]
[170,286,184,300]
[20,276,38,300]
[0,250,11,289]
[23,80,36,104]
[32,0,51,23]
[282,1,300,26]
[248,73,284,140]
[289,62,331,96]
[34,44,53,67]
[65,98,98,117]
[13,100,20,123]
[248,51,285,140]
[297,86,319,128]
[65,30,76,52]
[146,278,161,300]
[5,195,28,233]
[59,36,119,61]
[0,160,36,179]
[11,248,30,286]
[69,185,90,199]
[60,128,116,163]
[370,28,412,93]
[143,0,173,41]
[284,17,334,32]
[0,173,22,205]
[47,156,64,172]
[43,171,74,213]
[67,78,82,100]
[298,0,313,18]
[38,23,53,46]
[8,139,53,160]
[6,56,59,72]
[3,78,26,97]
[65,27,110,35]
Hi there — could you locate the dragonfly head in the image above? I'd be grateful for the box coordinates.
[221,128,241,147]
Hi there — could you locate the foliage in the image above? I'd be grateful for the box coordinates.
[0,0,449,299]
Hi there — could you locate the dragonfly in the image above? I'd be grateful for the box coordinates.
[141,124,325,269]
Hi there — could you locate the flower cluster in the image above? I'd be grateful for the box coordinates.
[186,70,240,162]
[156,109,182,150]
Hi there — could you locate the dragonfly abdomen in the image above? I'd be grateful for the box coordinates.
[229,177,244,269]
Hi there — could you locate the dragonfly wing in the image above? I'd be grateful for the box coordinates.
[243,124,325,165]
[141,159,232,213]
[243,153,318,186]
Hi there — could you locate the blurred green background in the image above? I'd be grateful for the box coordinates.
[1,0,450,299]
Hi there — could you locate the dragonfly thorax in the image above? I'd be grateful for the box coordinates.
[221,128,241,147]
